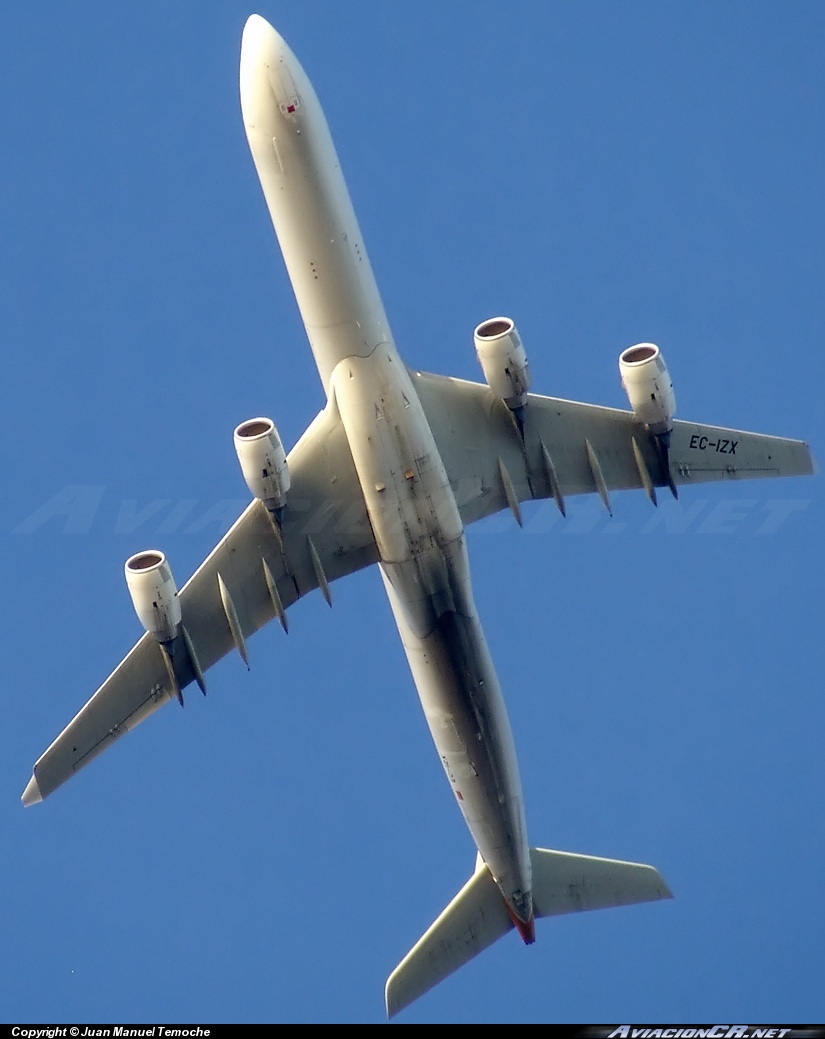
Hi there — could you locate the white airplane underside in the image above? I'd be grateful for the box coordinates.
[22,15,814,1017]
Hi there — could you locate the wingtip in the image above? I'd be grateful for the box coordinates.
[650,867,674,901]
[385,961,415,1018]
[22,774,42,807]
[384,979,402,1020]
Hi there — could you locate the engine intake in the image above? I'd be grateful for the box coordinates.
[234,417,290,512]
[619,342,676,438]
[474,317,530,412]
[125,550,181,644]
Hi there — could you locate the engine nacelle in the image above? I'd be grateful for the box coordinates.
[125,550,181,644]
[619,343,676,438]
[474,317,530,411]
[234,417,290,512]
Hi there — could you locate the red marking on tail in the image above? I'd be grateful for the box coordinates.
[505,902,536,945]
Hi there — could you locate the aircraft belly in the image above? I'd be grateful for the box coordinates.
[380,564,531,914]
[331,352,463,573]
[331,347,532,917]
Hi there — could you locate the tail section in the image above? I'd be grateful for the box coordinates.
[531,847,673,917]
[385,859,511,1018]
[385,847,672,1017]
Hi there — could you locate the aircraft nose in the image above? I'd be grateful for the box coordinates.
[242,13,277,45]
[241,13,289,70]
[240,13,304,120]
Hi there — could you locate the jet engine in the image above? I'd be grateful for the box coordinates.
[619,343,676,439]
[474,317,530,413]
[234,417,290,512]
[124,550,181,644]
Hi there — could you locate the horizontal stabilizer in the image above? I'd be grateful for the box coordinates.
[531,847,673,917]
[385,861,512,1017]
[386,847,672,1016]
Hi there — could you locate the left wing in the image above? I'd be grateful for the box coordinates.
[24,399,378,804]
[412,370,815,525]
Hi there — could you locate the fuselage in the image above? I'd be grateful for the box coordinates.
[240,15,533,929]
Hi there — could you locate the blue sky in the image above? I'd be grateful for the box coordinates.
[2,0,823,1025]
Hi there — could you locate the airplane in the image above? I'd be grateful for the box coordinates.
[21,14,814,1017]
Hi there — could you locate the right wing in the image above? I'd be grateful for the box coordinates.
[24,398,378,804]
[412,370,815,525]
